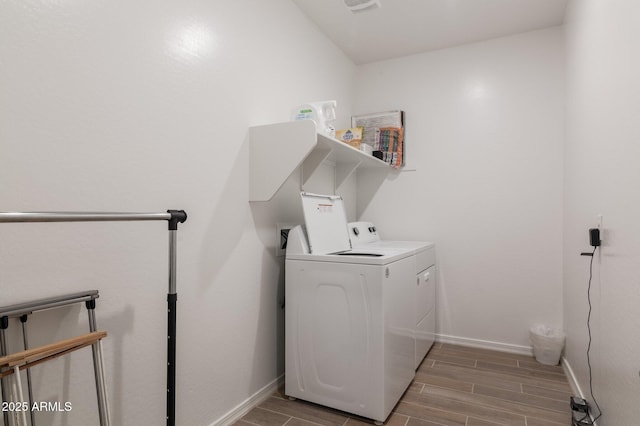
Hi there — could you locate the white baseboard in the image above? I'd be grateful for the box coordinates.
[212,374,284,426]
[436,333,533,356]
[561,356,584,397]
[561,357,599,426]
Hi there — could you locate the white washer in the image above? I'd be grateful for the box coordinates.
[285,193,429,423]
[348,222,436,369]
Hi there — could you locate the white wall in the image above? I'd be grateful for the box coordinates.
[0,1,355,425]
[354,28,565,351]
[6,1,638,424]
[564,1,640,424]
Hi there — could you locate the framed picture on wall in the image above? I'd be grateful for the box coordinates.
[351,110,405,168]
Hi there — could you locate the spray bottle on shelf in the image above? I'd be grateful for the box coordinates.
[292,100,337,138]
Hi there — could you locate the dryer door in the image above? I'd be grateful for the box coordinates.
[415,265,436,368]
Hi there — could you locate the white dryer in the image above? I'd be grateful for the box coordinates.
[285,193,430,423]
[348,222,436,369]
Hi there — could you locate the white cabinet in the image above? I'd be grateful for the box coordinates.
[249,120,393,202]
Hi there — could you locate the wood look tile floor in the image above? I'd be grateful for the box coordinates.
[235,343,573,426]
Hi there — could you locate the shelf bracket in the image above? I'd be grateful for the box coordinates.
[301,145,332,187]
[249,120,317,201]
[335,161,362,192]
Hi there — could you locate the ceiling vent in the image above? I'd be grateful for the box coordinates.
[343,0,381,13]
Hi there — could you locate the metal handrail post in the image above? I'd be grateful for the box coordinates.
[166,209,186,426]
[0,316,9,426]
[87,300,110,426]
[20,315,36,426]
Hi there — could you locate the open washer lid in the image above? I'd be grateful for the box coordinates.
[300,192,351,254]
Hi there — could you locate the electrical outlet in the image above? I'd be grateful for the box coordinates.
[570,397,592,425]
[571,396,589,413]
[276,223,297,257]
[572,412,593,426]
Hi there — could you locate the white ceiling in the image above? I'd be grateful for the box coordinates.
[292,0,569,64]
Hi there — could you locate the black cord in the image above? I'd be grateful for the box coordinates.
[586,245,602,422]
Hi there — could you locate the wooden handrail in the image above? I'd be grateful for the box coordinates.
[0,331,107,378]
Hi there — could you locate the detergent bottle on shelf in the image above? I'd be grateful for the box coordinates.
[292,100,337,138]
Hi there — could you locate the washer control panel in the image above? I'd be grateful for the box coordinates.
[348,221,380,246]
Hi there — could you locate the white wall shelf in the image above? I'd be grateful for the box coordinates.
[249,120,392,202]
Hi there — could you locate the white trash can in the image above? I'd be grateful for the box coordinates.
[529,324,566,365]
